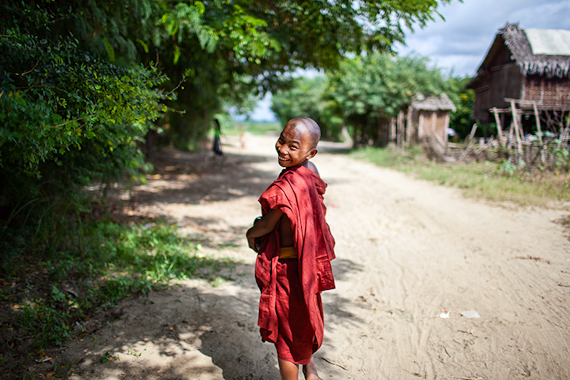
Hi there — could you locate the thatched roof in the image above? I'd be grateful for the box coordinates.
[411,93,456,112]
[471,23,570,83]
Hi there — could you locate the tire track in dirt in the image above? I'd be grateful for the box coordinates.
[50,135,570,379]
[316,148,570,379]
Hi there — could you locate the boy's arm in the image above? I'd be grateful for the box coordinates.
[246,208,283,252]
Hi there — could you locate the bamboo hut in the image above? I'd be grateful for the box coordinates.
[466,23,570,169]
[467,23,570,134]
[397,93,456,151]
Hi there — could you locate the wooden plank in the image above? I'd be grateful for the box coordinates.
[561,110,570,148]
[418,112,424,140]
[444,112,450,145]
[457,123,478,162]
[504,97,570,111]
[491,108,514,113]
[507,121,514,150]
[532,102,546,164]
[430,125,447,150]
[458,139,475,161]
[532,102,543,143]
[468,123,478,141]
[510,100,523,155]
[405,106,413,147]
[397,110,404,150]
[492,107,505,147]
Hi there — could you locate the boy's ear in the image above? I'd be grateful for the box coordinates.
[306,148,318,160]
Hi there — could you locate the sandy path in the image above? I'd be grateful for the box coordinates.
[55,134,570,379]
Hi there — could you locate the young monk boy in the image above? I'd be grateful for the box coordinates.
[246,117,336,380]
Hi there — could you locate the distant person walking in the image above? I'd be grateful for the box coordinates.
[212,118,223,157]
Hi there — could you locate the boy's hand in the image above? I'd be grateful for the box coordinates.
[245,208,283,252]
[247,233,258,252]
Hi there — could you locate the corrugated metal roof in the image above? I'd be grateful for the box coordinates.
[524,28,570,56]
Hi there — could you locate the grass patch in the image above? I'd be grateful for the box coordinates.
[351,146,570,207]
[226,121,281,136]
[0,220,238,360]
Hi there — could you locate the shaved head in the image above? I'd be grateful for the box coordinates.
[276,116,321,169]
[286,117,321,149]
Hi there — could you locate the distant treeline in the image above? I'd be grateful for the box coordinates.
[271,53,474,145]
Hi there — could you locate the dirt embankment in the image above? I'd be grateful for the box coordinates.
[40,134,570,379]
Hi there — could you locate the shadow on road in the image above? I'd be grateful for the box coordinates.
[133,148,279,208]
[55,255,366,379]
[51,142,368,379]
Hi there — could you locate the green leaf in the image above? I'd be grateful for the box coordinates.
[173,45,181,65]
[136,39,149,54]
[102,38,115,62]
[194,1,205,14]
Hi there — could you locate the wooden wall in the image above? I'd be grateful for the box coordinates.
[472,37,570,124]
[417,110,449,144]
[523,75,570,105]
[473,70,523,123]
[472,39,523,123]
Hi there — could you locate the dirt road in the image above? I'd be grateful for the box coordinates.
[57,134,570,379]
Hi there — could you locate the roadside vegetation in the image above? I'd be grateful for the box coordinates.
[352,146,570,207]
[0,0,461,373]
[0,215,237,369]
[271,53,475,146]
[226,121,281,137]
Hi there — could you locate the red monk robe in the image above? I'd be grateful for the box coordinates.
[255,165,336,365]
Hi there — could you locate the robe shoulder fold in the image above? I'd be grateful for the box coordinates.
[254,165,336,348]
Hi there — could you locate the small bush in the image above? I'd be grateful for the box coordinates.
[1,221,237,352]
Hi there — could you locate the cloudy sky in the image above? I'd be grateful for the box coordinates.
[395,0,570,77]
[249,0,570,121]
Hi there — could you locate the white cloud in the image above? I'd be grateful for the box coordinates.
[396,0,570,76]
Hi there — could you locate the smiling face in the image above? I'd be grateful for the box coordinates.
[275,120,318,168]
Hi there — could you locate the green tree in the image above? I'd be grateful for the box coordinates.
[2,0,454,151]
[0,2,169,260]
[445,77,475,139]
[271,76,343,140]
[0,0,453,252]
[141,0,452,148]
[84,0,452,148]
[326,52,447,146]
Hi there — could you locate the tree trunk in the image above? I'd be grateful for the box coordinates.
[375,115,391,147]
